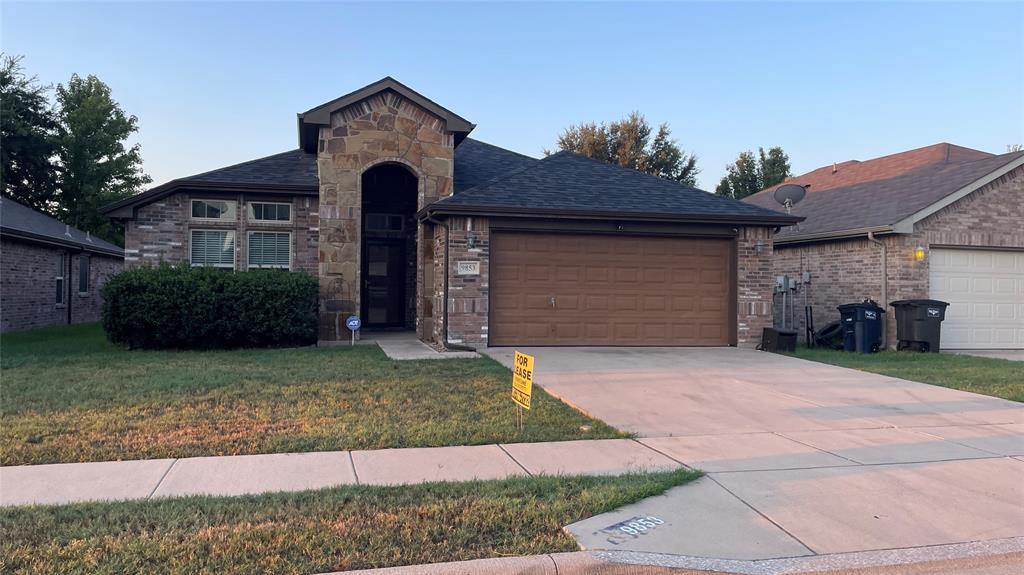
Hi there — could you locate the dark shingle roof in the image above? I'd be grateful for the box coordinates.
[180,149,319,188]
[453,138,538,192]
[102,139,538,216]
[744,148,1024,242]
[1,197,123,256]
[426,151,799,224]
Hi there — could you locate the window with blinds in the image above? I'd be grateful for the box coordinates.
[190,230,236,268]
[248,231,291,269]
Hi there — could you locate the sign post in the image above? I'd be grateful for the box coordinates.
[511,351,534,430]
[345,315,361,346]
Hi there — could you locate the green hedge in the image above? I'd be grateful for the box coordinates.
[102,263,318,349]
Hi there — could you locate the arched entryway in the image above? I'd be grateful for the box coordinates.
[361,163,418,329]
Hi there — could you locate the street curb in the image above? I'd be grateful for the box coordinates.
[322,551,705,574]
[320,537,1024,575]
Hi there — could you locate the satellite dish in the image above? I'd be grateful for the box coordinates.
[773,183,807,213]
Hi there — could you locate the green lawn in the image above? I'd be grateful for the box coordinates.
[0,470,699,574]
[0,324,623,466]
[791,347,1024,402]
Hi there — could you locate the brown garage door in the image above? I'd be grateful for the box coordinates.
[489,232,733,346]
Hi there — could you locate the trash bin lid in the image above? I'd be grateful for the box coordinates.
[837,302,886,312]
[890,299,949,307]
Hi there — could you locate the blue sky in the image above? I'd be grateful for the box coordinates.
[3,1,1022,190]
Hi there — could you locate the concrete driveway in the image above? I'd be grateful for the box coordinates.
[484,347,1024,567]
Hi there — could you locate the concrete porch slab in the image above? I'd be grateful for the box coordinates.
[779,428,994,465]
[639,433,852,472]
[151,452,355,498]
[351,444,526,485]
[712,457,1024,555]
[566,476,813,560]
[365,332,479,360]
[0,458,174,506]
[500,439,681,476]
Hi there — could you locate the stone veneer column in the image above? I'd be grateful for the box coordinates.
[316,91,454,341]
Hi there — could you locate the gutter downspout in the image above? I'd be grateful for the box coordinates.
[867,232,887,348]
[424,213,476,352]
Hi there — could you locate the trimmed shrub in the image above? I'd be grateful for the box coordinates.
[101,263,318,349]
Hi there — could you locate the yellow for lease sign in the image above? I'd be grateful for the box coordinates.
[511,351,534,410]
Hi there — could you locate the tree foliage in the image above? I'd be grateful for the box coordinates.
[715,146,792,200]
[0,54,59,210]
[550,112,700,186]
[0,56,150,245]
[54,74,151,244]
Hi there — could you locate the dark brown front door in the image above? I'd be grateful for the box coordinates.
[362,239,406,328]
[489,232,732,346]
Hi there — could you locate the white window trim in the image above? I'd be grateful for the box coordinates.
[247,230,292,270]
[55,253,67,307]
[247,201,293,224]
[190,229,236,269]
[190,199,237,222]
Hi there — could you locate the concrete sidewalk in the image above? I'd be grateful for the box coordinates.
[0,438,683,507]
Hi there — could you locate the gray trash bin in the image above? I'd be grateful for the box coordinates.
[890,299,949,353]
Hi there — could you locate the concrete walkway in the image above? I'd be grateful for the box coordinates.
[0,438,683,507]
[361,331,479,360]
[946,349,1024,362]
[484,347,1024,562]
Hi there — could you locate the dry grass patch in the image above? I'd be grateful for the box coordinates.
[0,470,700,574]
[1,324,623,465]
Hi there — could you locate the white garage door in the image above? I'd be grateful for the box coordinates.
[929,248,1024,349]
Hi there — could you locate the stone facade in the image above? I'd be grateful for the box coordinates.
[124,192,319,274]
[772,165,1024,346]
[315,90,455,341]
[1,238,122,332]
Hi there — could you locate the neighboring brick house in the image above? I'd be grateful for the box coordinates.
[745,143,1024,350]
[1,198,124,332]
[103,77,799,350]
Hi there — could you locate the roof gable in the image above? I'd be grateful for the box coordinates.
[744,147,1024,243]
[1,197,123,256]
[427,152,799,225]
[297,77,475,152]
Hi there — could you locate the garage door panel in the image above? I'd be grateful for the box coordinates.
[490,232,732,346]
[930,247,1024,350]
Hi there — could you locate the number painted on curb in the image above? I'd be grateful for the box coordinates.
[597,516,665,545]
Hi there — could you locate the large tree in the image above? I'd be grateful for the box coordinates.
[54,73,151,244]
[550,112,700,186]
[0,54,59,210]
[715,146,791,200]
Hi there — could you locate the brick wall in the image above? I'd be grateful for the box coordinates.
[736,226,776,347]
[123,192,319,274]
[1,238,122,332]
[445,216,489,347]
[773,164,1024,346]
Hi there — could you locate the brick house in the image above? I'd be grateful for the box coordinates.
[102,77,798,349]
[1,197,124,332]
[744,143,1024,350]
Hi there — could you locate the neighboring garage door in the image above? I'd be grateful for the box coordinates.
[489,232,732,346]
[929,248,1024,349]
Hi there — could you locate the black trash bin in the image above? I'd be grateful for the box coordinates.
[837,301,885,353]
[760,327,798,353]
[890,299,949,353]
